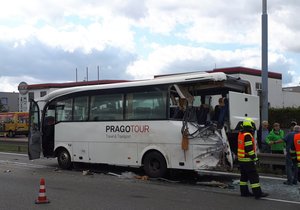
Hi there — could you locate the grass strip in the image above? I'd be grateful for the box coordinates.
[0,144,27,153]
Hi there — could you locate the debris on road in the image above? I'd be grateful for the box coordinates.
[82,170,94,176]
[135,175,149,181]
[106,171,149,181]
[196,180,233,189]
[232,179,240,185]
[54,168,62,172]
[107,172,121,177]
[4,169,11,173]
[120,171,136,179]
[149,177,180,183]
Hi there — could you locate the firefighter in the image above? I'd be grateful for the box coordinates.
[291,127,300,182]
[238,118,269,199]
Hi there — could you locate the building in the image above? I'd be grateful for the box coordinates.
[0,92,19,112]
[18,66,299,111]
[210,67,283,108]
[282,86,300,108]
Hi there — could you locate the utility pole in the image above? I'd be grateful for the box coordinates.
[261,0,268,122]
[75,68,78,82]
[86,67,89,81]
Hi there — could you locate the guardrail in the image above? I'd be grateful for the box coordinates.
[0,139,27,153]
[257,153,285,166]
[0,140,27,146]
[0,138,288,166]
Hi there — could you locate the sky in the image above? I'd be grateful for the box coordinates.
[0,0,300,92]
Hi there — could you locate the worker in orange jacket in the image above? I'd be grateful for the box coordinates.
[238,118,269,199]
[290,127,300,182]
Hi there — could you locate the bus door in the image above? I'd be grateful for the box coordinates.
[228,91,260,153]
[28,99,42,160]
[228,91,260,130]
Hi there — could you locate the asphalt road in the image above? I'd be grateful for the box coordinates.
[0,152,299,210]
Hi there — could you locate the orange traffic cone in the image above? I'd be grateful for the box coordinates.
[35,178,50,204]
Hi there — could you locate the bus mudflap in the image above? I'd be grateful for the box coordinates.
[28,130,42,160]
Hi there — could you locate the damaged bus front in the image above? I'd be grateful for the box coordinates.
[167,74,259,172]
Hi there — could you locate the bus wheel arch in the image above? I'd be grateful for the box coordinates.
[55,147,73,170]
[142,150,168,178]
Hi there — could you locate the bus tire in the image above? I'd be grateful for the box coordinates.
[143,151,167,178]
[57,149,72,170]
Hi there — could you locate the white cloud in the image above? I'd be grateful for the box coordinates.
[0,75,42,92]
[0,1,136,53]
[126,45,256,79]
[0,0,300,93]
[126,45,294,82]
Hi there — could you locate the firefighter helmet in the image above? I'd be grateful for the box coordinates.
[242,117,255,129]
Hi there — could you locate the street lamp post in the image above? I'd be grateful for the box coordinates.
[261,0,268,122]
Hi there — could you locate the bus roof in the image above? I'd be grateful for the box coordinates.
[39,72,249,102]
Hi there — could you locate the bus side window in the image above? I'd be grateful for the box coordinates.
[89,94,123,121]
[126,90,167,120]
[56,99,73,122]
[73,96,89,121]
[134,107,152,119]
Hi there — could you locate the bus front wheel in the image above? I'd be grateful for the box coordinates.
[57,149,72,170]
[143,151,167,178]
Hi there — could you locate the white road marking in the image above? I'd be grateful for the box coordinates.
[0,152,27,157]
[262,197,300,205]
[198,170,286,181]
[0,152,54,169]
[0,160,51,168]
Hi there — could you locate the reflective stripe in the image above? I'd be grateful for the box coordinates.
[291,150,297,159]
[238,158,252,162]
[238,149,244,153]
[240,181,247,186]
[248,151,255,155]
[296,151,300,154]
[250,183,260,188]
[245,141,253,146]
[298,163,300,167]
[244,132,253,138]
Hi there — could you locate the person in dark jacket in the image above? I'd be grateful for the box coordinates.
[283,125,300,185]
[257,121,270,153]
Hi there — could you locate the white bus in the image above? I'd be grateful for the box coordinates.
[28,71,259,178]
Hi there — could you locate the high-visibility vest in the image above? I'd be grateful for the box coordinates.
[294,133,300,162]
[237,132,256,162]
